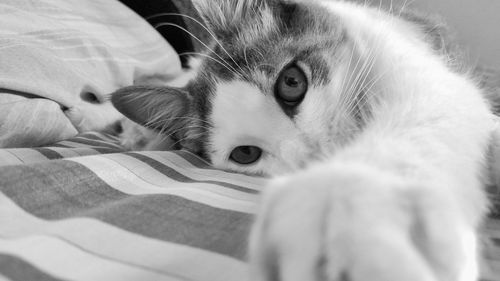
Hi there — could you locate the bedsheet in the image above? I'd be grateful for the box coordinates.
[0,133,499,281]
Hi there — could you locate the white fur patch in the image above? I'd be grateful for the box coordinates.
[459,229,479,281]
[209,80,312,174]
[117,6,496,281]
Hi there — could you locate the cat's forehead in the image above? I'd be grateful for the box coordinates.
[198,0,346,89]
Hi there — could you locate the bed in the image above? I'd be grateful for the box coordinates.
[0,133,499,281]
[0,133,498,281]
[0,133,259,281]
[0,1,499,280]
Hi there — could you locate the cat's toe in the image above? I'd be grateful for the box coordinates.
[250,175,330,281]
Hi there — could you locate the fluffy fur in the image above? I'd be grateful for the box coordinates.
[112,1,497,280]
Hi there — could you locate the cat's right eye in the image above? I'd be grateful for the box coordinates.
[275,64,308,107]
[229,146,262,165]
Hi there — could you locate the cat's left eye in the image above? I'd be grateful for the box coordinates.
[229,146,262,165]
[275,64,308,106]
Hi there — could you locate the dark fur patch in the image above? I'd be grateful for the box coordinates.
[192,0,345,119]
[111,83,213,160]
[184,73,216,159]
[111,86,191,131]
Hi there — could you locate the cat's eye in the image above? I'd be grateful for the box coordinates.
[275,64,308,106]
[229,146,262,165]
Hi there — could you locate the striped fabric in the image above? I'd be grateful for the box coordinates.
[0,133,498,281]
[0,0,182,147]
[0,133,263,281]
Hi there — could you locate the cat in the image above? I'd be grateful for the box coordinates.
[111,0,498,280]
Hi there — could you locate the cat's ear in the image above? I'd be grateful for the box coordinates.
[111,86,192,132]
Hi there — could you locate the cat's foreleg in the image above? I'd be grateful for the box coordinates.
[250,137,488,281]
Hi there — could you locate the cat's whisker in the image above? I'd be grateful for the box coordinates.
[398,0,414,17]
[149,116,211,144]
[178,51,240,77]
[147,12,246,75]
[348,50,376,99]
[243,46,250,69]
[145,117,211,136]
[254,63,276,72]
[359,68,389,97]
[169,131,207,149]
[345,70,389,119]
[340,43,378,121]
[156,124,211,144]
[145,116,212,128]
[148,117,210,140]
[178,51,223,65]
[342,19,384,102]
[337,17,389,125]
[348,45,381,108]
[346,2,401,118]
[354,84,384,114]
[343,75,375,121]
[345,16,396,116]
[145,122,209,133]
[337,39,366,114]
[254,48,266,61]
[159,122,212,134]
[337,44,357,115]
[148,128,197,148]
[346,52,383,119]
[154,22,242,77]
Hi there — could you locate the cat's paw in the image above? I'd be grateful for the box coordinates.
[250,164,478,281]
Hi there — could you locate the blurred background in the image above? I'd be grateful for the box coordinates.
[381,0,500,68]
[120,0,500,69]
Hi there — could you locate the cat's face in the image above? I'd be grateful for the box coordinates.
[112,0,369,176]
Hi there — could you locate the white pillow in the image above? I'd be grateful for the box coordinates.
[0,0,182,147]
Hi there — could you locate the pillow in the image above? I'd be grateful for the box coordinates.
[0,0,182,147]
